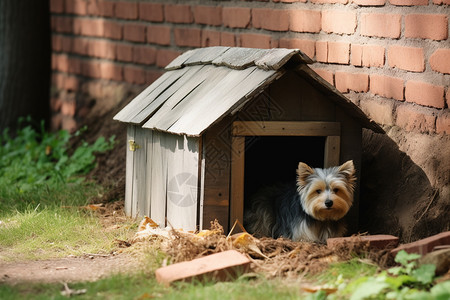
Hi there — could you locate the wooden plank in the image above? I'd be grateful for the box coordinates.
[184,46,229,66]
[212,48,267,70]
[143,65,229,131]
[145,129,153,217]
[149,132,168,227]
[254,48,300,70]
[165,135,200,231]
[131,66,204,125]
[168,67,277,136]
[165,49,195,70]
[132,127,148,217]
[202,117,232,232]
[157,66,234,132]
[113,71,176,123]
[324,136,340,168]
[232,121,341,137]
[230,136,245,231]
[124,125,136,216]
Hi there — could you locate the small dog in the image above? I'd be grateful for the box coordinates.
[244,160,356,243]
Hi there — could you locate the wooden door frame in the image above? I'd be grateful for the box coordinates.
[230,121,341,228]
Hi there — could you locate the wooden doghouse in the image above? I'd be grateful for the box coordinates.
[114,47,383,233]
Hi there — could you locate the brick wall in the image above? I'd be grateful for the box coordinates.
[50,0,449,135]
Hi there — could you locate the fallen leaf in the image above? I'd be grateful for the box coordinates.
[301,284,337,295]
[138,216,159,231]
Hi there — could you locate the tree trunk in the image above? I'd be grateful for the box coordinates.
[0,0,50,133]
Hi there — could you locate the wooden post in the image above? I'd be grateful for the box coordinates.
[230,136,245,231]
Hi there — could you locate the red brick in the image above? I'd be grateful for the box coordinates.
[222,7,251,28]
[388,46,424,72]
[52,35,62,52]
[51,113,62,130]
[61,36,73,53]
[335,71,369,93]
[391,232,450,255]
[156,49,182,68]
[50,0,64,13]
[103,21,122,40]
[239,33,272,49]
[433,0,450,4]
[370,74,404,101]
[81,60,101,78]
[124,66,146,85]
[405,81,445,108]
[114,1,138,20]
[123,23,146,43]
[390,0,428,5]
[315,41,328,62]
[328,42,350,64]
[273,0,307,2]
[352,0,385,5]
[72,38,89,55]
[97,0,115,17]
[252,8,290,32]
[311,0,347,3]
[360,98,395,126]
[65,0,87,15]
[202,30,221,47]
[311,68,334,86]
[174,28,201,47]
[147,25,171,46]
[139,3,164,22]
[351,44,384,67]
[53,16,73,33]
[396,105,436,133]
[88,40,116,60]
[64,76,79,91]
[194,6,222,26]
[50,94,63,111]
[430,49,450,74]
[100,62,122,81]
[155,250,251,286]
[327,235,399,249]
[436,113,450,134]
[360,13,401,38]
[279,38,315,59]
[116,44,133,62]
[133,46,157,65]
[289,10,321,33]
[405,14,448,40]
[221,32,236,47]
[165,4,193,24]
[53,55,81,74]
[73,18,104,37]
[322,10,356,34]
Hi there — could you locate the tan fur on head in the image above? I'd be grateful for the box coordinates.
[297,160,356,222]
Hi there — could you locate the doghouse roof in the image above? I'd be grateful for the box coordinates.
[114,47,383,136]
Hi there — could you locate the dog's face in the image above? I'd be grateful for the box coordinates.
[296,160,356,221]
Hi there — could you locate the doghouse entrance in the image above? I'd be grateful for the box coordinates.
[230,121,341,229]
[244,136,326,206]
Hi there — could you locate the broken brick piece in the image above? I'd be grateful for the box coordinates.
[155,250,251,286]
[327,235,399,250]
[391,231,450,256]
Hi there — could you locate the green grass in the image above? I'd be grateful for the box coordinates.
[0,273,307,300]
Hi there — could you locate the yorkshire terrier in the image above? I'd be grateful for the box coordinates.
[244,160,356,243]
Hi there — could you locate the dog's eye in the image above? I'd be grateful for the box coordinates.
[333,188,339,193]
[316,189,322,194]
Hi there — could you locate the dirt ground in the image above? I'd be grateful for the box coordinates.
[0,254,141,285]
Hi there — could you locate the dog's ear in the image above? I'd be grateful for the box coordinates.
[297,162,314,186]
[338,160,356,189]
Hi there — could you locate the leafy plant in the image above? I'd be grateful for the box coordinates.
[0,117,115,193]
[344,250,447,300]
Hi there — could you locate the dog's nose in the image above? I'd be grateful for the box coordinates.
[325,199,333,208]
